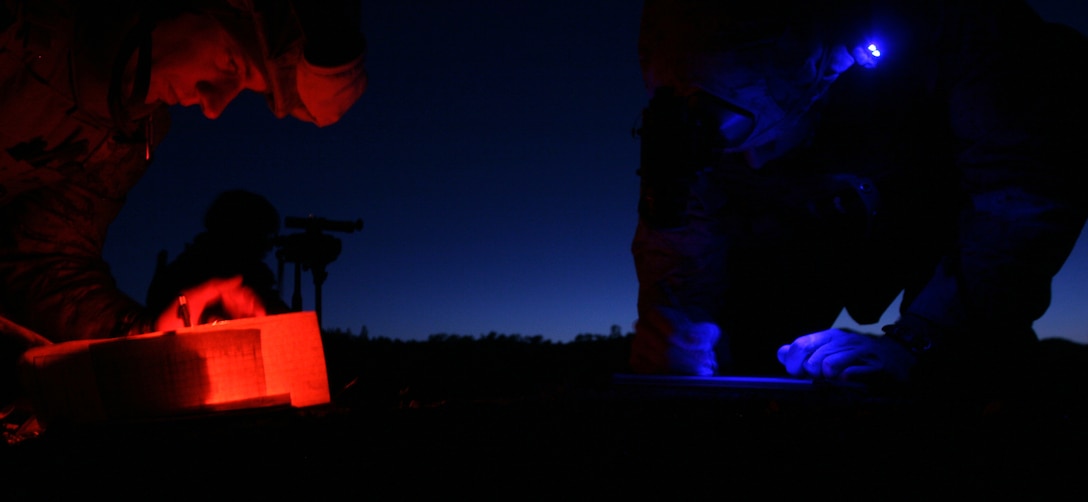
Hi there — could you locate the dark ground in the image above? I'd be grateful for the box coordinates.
[3,332,1087,499]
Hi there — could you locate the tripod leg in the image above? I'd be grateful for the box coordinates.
[312,265,328,328]
[292,262,303,312]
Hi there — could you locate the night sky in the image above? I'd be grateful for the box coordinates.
[102,0,1088,344]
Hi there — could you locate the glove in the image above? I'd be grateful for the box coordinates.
[777,328,916,382]
[630,305,724,376]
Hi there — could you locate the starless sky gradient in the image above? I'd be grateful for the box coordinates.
[102,0,1088,344]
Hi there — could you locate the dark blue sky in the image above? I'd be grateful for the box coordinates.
[102,0,1088,344]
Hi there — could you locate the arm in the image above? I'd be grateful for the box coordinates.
[0,149,153,343]
[893,8,1088,356]
[0,104,177,342]
[781,5,1088,381]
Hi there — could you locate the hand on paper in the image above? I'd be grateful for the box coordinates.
[153,276,268,331]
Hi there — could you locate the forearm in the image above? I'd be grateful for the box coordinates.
[903,9,1088,350]
[0,182,151,342]
[1,254,150,341]
[898,178,1088,354]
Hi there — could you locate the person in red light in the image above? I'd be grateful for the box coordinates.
[0,0,366,403]
[628,0,1088,391]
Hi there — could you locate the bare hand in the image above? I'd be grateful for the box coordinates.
[154,276,267,331]
[777,328,915,382]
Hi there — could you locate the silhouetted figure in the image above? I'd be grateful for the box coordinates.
[146,190,291,324]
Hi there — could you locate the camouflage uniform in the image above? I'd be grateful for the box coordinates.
[0,1,168,345]
[0,0,365,403]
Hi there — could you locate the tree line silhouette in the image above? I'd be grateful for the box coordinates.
[319,325,634,408]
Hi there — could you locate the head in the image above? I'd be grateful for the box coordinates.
[203,189,281,255]
[145,10,268,119]
[640,0,881,165]
[144,0,367,126]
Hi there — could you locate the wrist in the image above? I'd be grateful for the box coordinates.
[882,314,943,357]
[113,310,156,337]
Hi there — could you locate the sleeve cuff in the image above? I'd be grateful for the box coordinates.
[882,314,944,357]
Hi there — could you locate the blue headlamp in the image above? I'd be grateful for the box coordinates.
[853,41,882,69]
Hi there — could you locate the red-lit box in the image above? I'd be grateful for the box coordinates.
[18,312,330,424]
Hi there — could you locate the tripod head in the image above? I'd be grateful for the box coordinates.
[276,216,363,268]
[273,215,363,326]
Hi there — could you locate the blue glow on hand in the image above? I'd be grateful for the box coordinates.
[868,43,881,58]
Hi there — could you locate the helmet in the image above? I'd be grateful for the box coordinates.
[203,189,280,243]
[206,0,367,126]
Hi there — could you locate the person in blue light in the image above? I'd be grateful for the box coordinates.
[629,0,1088,388]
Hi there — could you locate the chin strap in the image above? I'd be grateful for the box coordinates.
[107,13,155,138]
